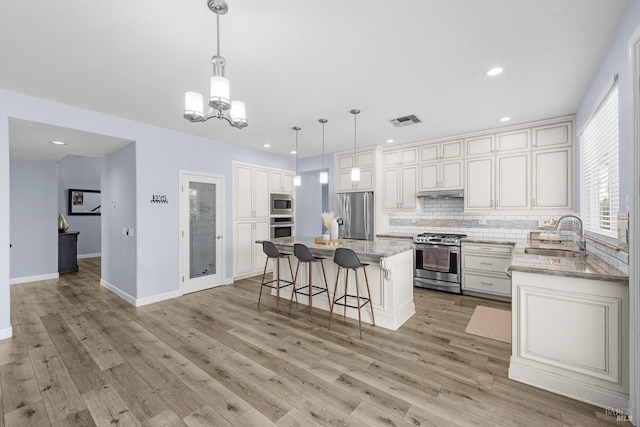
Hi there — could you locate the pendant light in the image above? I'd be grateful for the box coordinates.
[319,119,329,184]
[350,109,361,181]
[183,0,247,129]
[293,126,302,186]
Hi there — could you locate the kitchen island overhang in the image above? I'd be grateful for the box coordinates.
[256,237,415,331]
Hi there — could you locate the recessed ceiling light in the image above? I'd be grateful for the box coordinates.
[263,143,271,148]
[485,67,504,77]
[49,140,67,145]
[499,117,511,122]
[386,139,394,143]
[290,150,297,154]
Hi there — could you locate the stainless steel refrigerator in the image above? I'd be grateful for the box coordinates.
[336,192,374,240]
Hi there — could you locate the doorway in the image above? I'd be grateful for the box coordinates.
[180,171,224,294]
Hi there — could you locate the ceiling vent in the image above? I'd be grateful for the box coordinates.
[389,114,422,127]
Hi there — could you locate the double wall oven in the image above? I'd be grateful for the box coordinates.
[413,233,466,294]
[270,193,294,238]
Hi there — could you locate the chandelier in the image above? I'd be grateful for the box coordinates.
[183,0,247,129]
[319,119,329,184]
[293,127,301,186]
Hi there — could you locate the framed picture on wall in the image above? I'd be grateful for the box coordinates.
[68,189,101,215]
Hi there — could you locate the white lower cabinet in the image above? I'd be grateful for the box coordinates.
[509,271,628,409]
[461,242,513,299]
[234,220,269,279]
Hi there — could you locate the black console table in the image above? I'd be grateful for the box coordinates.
[58,231,80,273]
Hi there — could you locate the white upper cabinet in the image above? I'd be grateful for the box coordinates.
[419,140,462,162]
[532,121,573,149]
[465,135,494,157]
[465,157,494,210]
[336,147,377,192]
[532,148,573,209]
[496,152,530,209]
[383,147,417,167]
[270,170,294,195]
[383,166,417,211]
[496,129,530,153]
[419,160,463,191]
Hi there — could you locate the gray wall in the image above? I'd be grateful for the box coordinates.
[58,155,103,256]
[102,144,137,297]
[295,154,336,237]
[9,159,58,279]
[575,0,640,212]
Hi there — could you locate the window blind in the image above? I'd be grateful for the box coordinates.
[579,80,619,239]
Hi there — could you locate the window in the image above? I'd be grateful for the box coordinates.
[579,77,619,239]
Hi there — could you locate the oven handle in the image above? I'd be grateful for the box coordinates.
[413,244,460,252]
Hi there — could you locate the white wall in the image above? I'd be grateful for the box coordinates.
[9,159,58,279]
[58,155,103,256]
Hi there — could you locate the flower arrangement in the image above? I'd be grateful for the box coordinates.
[321,211,334,231]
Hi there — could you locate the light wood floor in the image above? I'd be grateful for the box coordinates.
[1,258,628,426]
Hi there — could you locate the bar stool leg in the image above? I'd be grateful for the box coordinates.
[328,267,341,330]
[343,269,348,320]
[288,260,301,315]
[258,257,269,309]
[288,256,297,303]
[308,262,313,322]
[320,261,331,307]
[363,266,375,327]
[355,268,363,339]
[275,258,281,313]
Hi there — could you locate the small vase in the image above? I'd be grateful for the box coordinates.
[58,213,69,233]
[330,219,339,241]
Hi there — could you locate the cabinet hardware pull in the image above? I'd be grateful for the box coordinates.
[480,262,493,266]
[480,281,494,286]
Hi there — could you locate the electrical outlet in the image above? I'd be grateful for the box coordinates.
[479,218,487,225]
[127,228,134,237]
[122,227,127,236]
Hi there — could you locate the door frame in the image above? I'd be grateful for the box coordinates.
[627,23,640,424]
[179,170,225,295]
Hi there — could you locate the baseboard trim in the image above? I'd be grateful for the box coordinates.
[509,359,629,410]
[135,290,182,307]
[0,327,13,340]
[78,253,101,259]
[10,273,59,285]
[100,279,181,307]
[100,279,137,306]
[224,277,234,285]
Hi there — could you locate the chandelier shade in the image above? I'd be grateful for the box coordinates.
[209,76,231,110]
[319,171,329,184]
[183,0,247,129]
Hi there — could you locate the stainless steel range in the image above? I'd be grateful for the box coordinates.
[413,233,466,294]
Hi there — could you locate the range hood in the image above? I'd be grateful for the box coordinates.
[416,189,464,199]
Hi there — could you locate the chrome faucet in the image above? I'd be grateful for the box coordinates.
[555,215,587,257]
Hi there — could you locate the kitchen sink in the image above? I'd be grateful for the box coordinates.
[524,247,580,257]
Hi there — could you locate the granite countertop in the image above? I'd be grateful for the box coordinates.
[503,239,628,283]
[258,237,413,264]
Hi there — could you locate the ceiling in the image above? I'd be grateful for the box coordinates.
[8,118,133,163]
[0,0,631,160]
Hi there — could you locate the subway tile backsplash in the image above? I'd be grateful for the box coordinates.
[388,198,629,275]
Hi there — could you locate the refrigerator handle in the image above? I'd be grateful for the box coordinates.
[364,193,370,240]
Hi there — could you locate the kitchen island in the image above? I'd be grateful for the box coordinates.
[259,237,415,330]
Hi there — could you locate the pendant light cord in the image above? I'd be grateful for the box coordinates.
[353,112,357,155]
[216,13,221,57]
[322,122,325,171]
